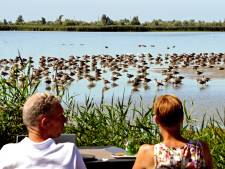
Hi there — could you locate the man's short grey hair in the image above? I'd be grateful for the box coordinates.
[22,93,60,127]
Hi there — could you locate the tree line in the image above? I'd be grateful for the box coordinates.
[0,14,225,31]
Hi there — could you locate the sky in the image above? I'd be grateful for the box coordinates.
[0,0,225,22]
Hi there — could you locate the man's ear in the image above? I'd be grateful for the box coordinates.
[40,117,49,129]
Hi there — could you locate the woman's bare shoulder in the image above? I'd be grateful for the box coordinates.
[138,144,154,153]
[133,144,155,169]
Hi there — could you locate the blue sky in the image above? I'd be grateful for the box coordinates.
[0,0,225,22]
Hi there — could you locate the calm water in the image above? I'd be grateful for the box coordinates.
[0,31,225,121]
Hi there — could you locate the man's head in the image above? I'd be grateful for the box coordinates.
[23,93,66,138]
[153,94,184,128]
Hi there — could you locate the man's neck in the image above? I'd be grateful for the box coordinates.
[28,127,48,142]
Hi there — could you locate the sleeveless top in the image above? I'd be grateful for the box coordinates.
[154,141,207,169]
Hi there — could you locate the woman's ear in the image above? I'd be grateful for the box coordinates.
[155,115,160,124]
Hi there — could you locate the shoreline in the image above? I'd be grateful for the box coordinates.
[1,25,225,32]
[151,64,225,79]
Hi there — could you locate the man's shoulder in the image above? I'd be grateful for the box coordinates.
[50,142,81,160]
[54,142,79,152]
[56,142,77,148]
[1,143,19,151]
[0,143,22,157]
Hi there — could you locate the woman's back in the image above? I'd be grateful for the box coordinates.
[154,141,206,169]
[132,95,213,169]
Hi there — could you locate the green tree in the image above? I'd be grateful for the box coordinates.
[63,19,76,26]
[41,17,46,25]
[174,20,182,27]
[152,19,159,26]
[189,19,196,27]
[101,14,107,25]
[198,21,205,27]
[56,15,64,25]
[3,19,8,25]
[119,18,130,25]
[101,14,113,25]
[131,16,140,25]
[183,20,189,27]
[16,15,24,24]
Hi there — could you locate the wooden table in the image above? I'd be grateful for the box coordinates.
[79,146,135,169]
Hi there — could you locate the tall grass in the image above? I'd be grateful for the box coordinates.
[0,59,39,145]
[63,93,160,151]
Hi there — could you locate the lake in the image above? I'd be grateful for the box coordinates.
[0,31,225,121]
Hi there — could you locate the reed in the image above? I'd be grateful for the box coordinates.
[63,93,158,152]
[0,60,38,145]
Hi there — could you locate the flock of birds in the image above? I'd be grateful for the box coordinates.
[0,51,225,93]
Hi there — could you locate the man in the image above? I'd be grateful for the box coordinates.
[0,93,87,169]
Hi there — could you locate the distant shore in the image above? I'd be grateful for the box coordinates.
[1,25,225,32]
[2,15,225,32]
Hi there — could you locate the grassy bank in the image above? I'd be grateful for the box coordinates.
[0,59,224,168]
[1,24,225,32]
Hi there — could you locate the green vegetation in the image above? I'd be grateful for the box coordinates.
[0,60,224,168]
[1,14,225,31]
[63,94,160,150]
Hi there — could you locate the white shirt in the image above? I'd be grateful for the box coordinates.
[0,137,87,169]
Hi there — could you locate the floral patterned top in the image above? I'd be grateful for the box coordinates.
[154,141,207,169]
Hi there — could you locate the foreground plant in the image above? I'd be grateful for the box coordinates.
[63,93,159,150]
[0,58,38,146]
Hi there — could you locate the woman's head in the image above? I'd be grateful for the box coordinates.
[153,94,184,128]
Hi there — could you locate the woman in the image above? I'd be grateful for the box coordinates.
[133,94,213,169]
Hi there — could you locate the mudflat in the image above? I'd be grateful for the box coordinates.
[151,64,225,79]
